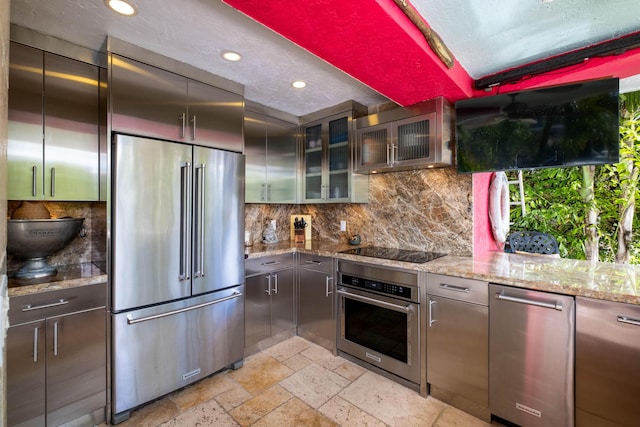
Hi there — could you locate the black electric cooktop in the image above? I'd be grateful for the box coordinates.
[339,246,447,263]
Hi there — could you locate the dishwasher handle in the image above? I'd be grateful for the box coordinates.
[617,315,640,327]
[495,291,563,311]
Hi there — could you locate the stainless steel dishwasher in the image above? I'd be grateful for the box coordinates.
[426,273,489,421]
[489,284,575,427]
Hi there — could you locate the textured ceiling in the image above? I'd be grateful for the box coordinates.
[9,0,640,118]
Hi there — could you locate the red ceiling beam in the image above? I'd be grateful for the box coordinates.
[222,0,477,105]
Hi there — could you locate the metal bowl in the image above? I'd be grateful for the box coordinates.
[7,218,85,279]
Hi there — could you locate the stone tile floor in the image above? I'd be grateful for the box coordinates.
[105,337,500,426]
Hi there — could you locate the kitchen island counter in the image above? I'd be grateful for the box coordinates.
[246,242,640,305]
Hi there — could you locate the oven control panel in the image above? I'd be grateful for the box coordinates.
[340,274,413,299]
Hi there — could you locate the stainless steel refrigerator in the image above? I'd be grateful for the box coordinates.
[110,134,245,422]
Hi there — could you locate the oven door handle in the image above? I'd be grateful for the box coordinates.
[337,289,412,313]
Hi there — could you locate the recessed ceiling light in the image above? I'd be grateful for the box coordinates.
[221,51,242,62]
[292,81,306,89]
[105,0,137,16]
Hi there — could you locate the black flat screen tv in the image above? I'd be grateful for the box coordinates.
[455,78,620,173]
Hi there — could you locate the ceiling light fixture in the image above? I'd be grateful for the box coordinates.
[105,0,137,16]
[292,81,306,89]
[221,50,242,62]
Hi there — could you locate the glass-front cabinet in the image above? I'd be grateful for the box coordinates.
[301,102,368,203]
[355,97,453,173]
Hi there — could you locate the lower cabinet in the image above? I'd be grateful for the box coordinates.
[7,283,107,427]
[245,254,295,355]
[297,254,335,351]
[426,274,489,421]
[576,296,640,427]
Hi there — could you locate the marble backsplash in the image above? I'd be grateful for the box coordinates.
[6,201,106,273]
[246,167,474,256]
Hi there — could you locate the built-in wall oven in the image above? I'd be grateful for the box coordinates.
[336,260,422,388]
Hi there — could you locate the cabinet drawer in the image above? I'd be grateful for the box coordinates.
[426,273,488,305]
[9,282,107,326]
[298,253,334,273]
[245,253,294,276]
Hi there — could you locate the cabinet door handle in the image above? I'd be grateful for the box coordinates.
[179,112,186,139]
[260,183,266,201]
[33,326,39,362]
[50,167,56,197]
[273,273,278,294]
[326,276,333,296]
[32,166,37,197]
[265,275,271,295]
[22,298,69,312]
[53,321,59,356]
[386,144,391,166]
[429,299,437,326]
[439,283,470,293]
[617,315,640,327]
[392,144,398,164]
[191,115,197,141]
[267,184,272,201]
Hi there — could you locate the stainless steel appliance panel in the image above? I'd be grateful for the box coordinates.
[191,147,244,295]
[44,52,100,201]
[7,320,46,427]
[427,295,488,406]
[337,286,421,384]
[8,42,44,201]
[110,54,189,142]
[112,286,244,415]
[187,79,243,152]
[113,134,193,310]
[489,284,574,427]
[576,297,640,427]
[46,308,106,426]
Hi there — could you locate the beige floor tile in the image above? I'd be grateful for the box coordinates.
[229,384,293,426]
[115,397,180,427]
[170,371,238,412]
[228,352,294,394]
[215,384,253,412]
[434,406,492,427]
[280,363,351,408]
[300,344,346,371]
[263,335,312,361]
[282,353,314,371]
[319,395,387,427]
[252,397,339,427]
[159,398,239,427]
[339,371,446,426]
[332,360,366,381]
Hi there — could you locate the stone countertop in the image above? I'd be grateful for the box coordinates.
[8,262,107,298]
[246,241,640,305]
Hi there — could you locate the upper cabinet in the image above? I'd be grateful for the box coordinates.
[301,102,368,203]
[110,54,243,152]
[354,97,453,173]
[245,108,298,203]
[8,42,102,201]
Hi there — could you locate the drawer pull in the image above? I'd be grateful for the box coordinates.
[439,283,470,293]
[305,260,323,265]
[22,299,69,312]
[261,261,281,266]
[617,315,640,327]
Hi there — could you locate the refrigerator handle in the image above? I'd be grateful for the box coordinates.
[193,163,206,278]
[179,162,192,281]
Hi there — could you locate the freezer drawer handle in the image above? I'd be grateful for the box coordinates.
[126,291,243,324]
[495,292,563,311]
[22,298,69,312]
[439,283,470,293]
[617,315,640,327]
